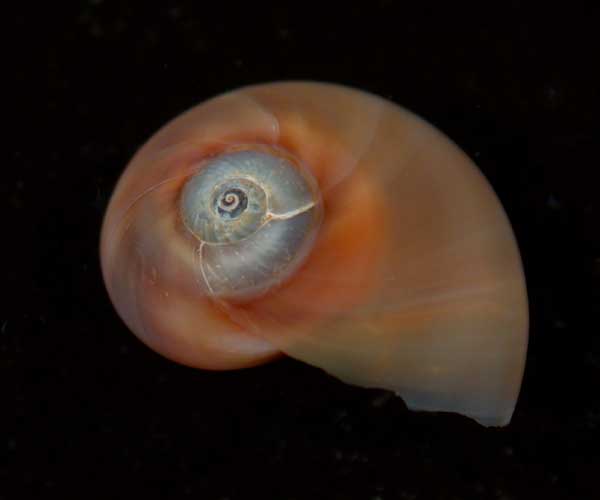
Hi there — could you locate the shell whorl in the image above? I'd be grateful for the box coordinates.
[180,148,322,301]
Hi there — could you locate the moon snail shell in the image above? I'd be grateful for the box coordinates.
[100,82,529,427]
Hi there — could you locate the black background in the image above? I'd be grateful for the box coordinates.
[6,1,600,499]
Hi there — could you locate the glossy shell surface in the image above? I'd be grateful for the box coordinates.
[100,81,529,427]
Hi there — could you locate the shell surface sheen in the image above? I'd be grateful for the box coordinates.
[100,81,529,427]
[180,149,322,300]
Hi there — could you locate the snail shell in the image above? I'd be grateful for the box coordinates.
[100,81,529,427]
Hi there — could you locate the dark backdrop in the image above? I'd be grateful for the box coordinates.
[7,2,599,499]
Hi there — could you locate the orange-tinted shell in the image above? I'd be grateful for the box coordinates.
[100,82,529,427]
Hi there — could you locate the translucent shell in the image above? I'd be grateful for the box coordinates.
[100,81,529,427]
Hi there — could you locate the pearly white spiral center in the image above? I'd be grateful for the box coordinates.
[215,188,247,218]
[180,149,322,301]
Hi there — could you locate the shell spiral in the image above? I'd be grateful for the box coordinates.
[100,81,529,427]
[180,149,322,300]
